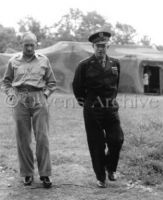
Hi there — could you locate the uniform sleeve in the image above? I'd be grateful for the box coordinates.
[1,61,14,95]
[72,63,86,106]
[116,60,120,90]
[43,58,57,97]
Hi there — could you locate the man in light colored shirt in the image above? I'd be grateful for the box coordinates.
[2,31,56,188]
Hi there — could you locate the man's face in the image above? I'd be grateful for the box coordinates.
[22,41,36,57]
[93,43,109,58]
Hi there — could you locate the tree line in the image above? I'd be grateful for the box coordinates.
[0,8,161,53]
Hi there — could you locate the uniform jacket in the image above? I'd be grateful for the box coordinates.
[72,54,120,107]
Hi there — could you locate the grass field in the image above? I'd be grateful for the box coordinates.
[0,92,163,200]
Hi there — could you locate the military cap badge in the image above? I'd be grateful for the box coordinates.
[88,31,111,44]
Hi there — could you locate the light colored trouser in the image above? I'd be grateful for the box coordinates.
[12,90,52,177]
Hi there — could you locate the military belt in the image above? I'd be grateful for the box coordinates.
[15,85,43,92]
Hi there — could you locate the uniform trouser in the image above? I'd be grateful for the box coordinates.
[12,91,52,177]
[83,105,124,182]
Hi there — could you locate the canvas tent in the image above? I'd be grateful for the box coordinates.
[109,45,163,94]
[1,41,163,94]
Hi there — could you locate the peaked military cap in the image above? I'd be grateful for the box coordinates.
[88,31,111,44]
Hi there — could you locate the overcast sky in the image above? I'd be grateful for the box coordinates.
[0,0,163,45]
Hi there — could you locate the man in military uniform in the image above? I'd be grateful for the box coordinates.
[2,32,56,188]
[72,31,124,188]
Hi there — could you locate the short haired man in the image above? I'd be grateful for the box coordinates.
[2,32,56,188]
[72,31,124,188]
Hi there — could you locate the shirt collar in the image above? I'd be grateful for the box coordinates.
[15,52,39,61]
[94,54,108,62]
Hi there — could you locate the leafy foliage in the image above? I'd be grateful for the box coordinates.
[113,22,137,44]
[0,8,156,52]
[0,25,19,53]
[18,16,47,42]
[140,35,151,46]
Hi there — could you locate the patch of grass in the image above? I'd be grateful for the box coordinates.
[119,94,163,186]
[51,154,74,166]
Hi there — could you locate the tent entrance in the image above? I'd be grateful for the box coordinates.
[143,66,160,94]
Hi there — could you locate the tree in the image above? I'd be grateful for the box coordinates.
[113,22,137,45]
[76,11,113,41]
[18,16,47,43]
[0,25,18,52]
[156,45,163,51]
[52,9,113,42]
[0,11,148,51]
[53,8,83,41]
[140,35,151,46]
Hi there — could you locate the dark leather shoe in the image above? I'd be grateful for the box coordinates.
[96,180,106,188]
[40,176,52,188]
[108,172,117,181]
[24,176,33,186]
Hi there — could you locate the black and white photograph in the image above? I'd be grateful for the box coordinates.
[0,0,163,199]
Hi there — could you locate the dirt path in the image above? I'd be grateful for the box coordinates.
[0,166,163,200]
